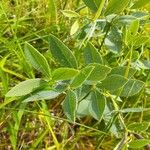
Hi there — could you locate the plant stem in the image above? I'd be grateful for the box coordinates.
[93,0,105,21]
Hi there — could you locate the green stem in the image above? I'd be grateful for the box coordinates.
[96,113,119,149]
[125,45,133,78]
[111,98,127,131]
[99,22,111,51]
[93,0,105,21]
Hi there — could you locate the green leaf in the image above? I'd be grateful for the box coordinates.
[83,0,98,12]
[52,68,79,81]
[131,0,150,9]
[62,10,80,18]
[105,26,122,54]
[23,90,60,102]
[48,0,57,23]
[24,42,51,78]
[110,66,137,78]
[134,36,149,46]
[129,139,150,149]
[62,90,77,122]
[75,84,92,101]
[129,20,139,36]
[128,122,149,132]
[49,34,78,68]
[84,42,103,64]
[6,79,47,97]
[89,90,105,120]
[120,79,144,97]
[117,15,137,26]
[70,20,79,35]
[104,0,130,16]
[100,74,128,91]
[87,63,111,82]
[70,66,94,89]
[77,96,91,117]
[54,81,69,93]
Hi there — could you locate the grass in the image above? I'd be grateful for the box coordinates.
[0,0,150,149]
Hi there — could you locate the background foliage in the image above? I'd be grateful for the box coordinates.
[0,0,150,149]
